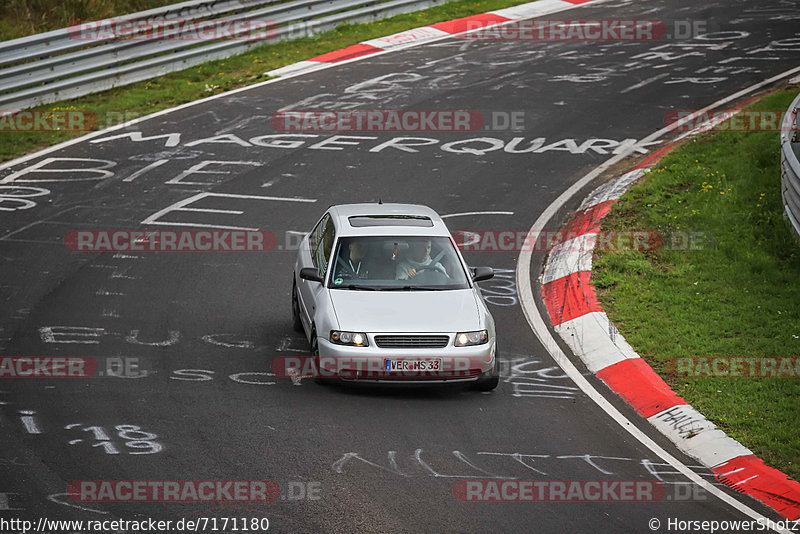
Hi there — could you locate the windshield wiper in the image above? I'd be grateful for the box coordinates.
[338,284,377,291]
[383,285,446,291]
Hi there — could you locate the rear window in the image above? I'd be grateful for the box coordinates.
[348,215,433,228]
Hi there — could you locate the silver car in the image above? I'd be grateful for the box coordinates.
[291,203,498,390]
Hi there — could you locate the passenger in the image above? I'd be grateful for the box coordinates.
[336,240,370,279]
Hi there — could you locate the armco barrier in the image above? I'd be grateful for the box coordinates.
[0,0,452,112]
[781,92,800,242]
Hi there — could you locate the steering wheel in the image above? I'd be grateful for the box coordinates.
[410,264,449,285]
[414,264,448,276]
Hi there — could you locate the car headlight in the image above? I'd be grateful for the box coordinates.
[454,330,488,347]
[330,331,369,347]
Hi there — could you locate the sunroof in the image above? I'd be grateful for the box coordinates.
[348,215,433,227]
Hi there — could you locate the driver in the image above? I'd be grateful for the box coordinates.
[336,240,370,279]
[396,239,448,280]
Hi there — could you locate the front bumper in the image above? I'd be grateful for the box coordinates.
[317,335,495,383]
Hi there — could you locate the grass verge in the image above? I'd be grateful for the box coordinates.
[0,0,181,41]
[0,0,531,163]
[593,88,800,479]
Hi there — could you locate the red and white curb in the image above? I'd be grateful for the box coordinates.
[266,0,597,78]
[540,113,800,520]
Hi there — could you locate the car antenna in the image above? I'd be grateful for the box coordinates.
[378,198,383,204]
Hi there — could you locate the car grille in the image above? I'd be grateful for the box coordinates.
[374,335,450,348]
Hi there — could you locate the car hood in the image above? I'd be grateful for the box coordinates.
[328,289,481,333]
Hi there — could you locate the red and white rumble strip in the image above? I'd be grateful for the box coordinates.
[540,110,800,520]
[266,0,598,78]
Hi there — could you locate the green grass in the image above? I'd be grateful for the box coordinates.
[0,0,182,41]
[0,0,531,163]
[593,88,800,479]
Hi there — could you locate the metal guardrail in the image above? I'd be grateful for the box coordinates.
[781,92,800,243]
[0,0,448,111]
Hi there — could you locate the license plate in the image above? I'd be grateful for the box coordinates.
[384,359,443,372]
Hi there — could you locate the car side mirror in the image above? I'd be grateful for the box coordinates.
[299,267,324,283]
[472,266,494,282]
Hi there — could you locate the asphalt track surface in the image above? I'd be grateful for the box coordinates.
[1,0,799,532]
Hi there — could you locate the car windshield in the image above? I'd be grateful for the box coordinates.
[329,236,470,290]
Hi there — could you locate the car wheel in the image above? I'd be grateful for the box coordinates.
[291,278,303,333]
[473,350,499,391]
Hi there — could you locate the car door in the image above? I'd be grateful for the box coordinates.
[297,212,336,335]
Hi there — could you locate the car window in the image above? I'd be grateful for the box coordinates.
[314,215,336,276]
[329,236,469,290]
[308,214,325,258]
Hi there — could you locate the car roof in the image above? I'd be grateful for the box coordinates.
[327,203,452,237]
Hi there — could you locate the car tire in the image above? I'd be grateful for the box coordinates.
[291,278,303,333]
[472,350,499,391]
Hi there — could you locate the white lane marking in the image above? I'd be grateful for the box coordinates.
[440,211,515,218]
[277,337,307,352]
[517,66,800,532]
[0,206,82,241]
[451,451,511,479]
[620,73,670,93]
[122,159,168,182]
[288,369,303,386]
[142,192,317,231]
[125,329,180,347]
[732,475,759,487]
[179,207,244,214]
[47,493,108,514]
[477,452,550,476]
[0,492,24,510]
[18,410,41,434]
[0,158,115,184]
[200,334,254,349]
